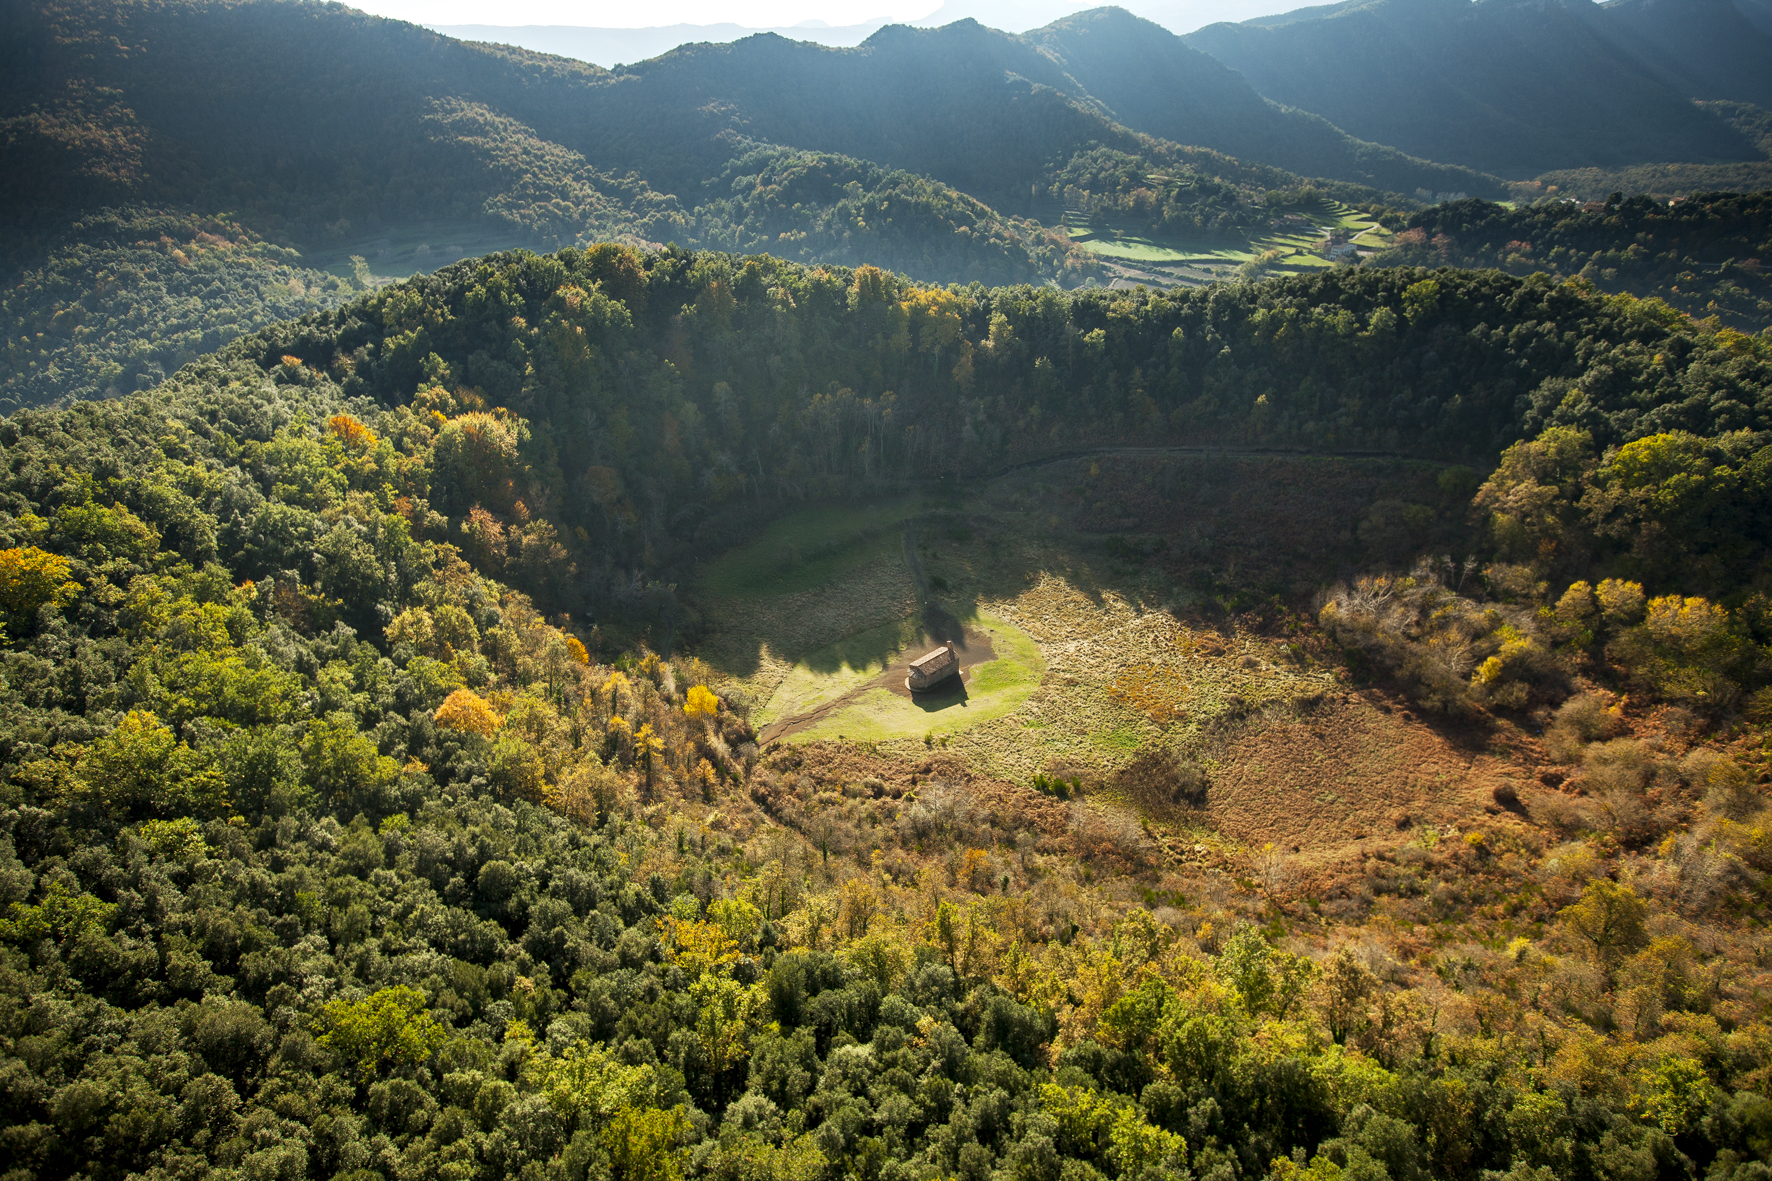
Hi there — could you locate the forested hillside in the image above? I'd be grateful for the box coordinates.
[1598,0,1772,108]
[0,2,1096,289]
[10,1,1772,1178]
[681,150,1094,288]
[1382,102,1772,215]
[0,0,652,252]
[0,0,1406,247]
[69,244,1772,615]
[1375,192,1772,331]
[1023,8,1501,201]
[594,10,1499,205]
[0,0,1499,241]
[0,210,364,410]
[1184,0,1763,178]
[17,0,1772,416]
[1,245,1772,1181]
[2,0,1503,408]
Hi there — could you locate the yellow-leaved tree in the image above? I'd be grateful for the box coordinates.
[434,688,503,736]
[604,1104,690,1181]
[0,546,78,635]
[315,985,448,1081]
[684,684,719,717]
[80,709,228,818]
[326,413,378,449]
[635,721,663,787]
[530,1040,674,1133]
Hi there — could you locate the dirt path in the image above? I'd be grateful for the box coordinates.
[756,623,997,744]
[980,442,1455,479]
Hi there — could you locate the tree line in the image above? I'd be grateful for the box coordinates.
[1376,192,1772,332]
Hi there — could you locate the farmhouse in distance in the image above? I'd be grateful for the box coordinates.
[906,644,960,691]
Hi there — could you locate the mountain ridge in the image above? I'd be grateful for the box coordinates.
[1,0,1501,256]
[1184,0,1764,177]
[1598,0,1772,108]
[1025,7,1497,198]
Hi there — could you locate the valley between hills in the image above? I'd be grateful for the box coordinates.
[1,1,1772,1180]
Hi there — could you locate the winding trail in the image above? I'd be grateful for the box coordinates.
[977,442,1455,480]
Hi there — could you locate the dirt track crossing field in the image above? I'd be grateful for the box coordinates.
[758,624,1000,743]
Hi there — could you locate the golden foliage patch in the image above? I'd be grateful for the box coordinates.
[1107,662,1189,725]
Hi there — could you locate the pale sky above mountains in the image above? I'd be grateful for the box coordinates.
[351,0,1302,44]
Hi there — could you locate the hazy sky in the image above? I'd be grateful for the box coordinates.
[351,0,1296,36]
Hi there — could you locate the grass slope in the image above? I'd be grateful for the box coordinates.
[697,497,924,601]
[756,616,926,726]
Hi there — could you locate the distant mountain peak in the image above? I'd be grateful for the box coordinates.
[1184,0,1763,174]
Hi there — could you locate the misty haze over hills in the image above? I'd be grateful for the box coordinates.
[1185,0,1772,176]
[2,0,1769,410]
[429,0,1772,185]
[430,18,895,66]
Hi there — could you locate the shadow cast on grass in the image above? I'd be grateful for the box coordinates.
[698,453,1457,688]
[794,617,923,677]
[910,678,971,713]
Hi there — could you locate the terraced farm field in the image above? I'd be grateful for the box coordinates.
[1065,199,1387,279]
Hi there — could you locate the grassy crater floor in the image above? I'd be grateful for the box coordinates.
[697,496,923,600]
[692,452,1519,864]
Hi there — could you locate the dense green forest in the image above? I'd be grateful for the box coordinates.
[16,181,1772,411]
[0,0,1499,244]
[679,150,1097,288]
[0,211,363,410]
[80,244,1762,621]
[13,235,1772,636]
[16,0,1772,417]
[3,0,1495,407]
[1375,192,1772,331]
[1712,103,1772,159]
[1006,7,1504,202]
[10,5,1772,1181]
[0,0,1403,256]
[12,0,1772,421]
[0,156,1105,410]
[0,245,1770,1181]
[1532,164,1772,206]
[1042,147,1303,242]
[1527,103,1772,203]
